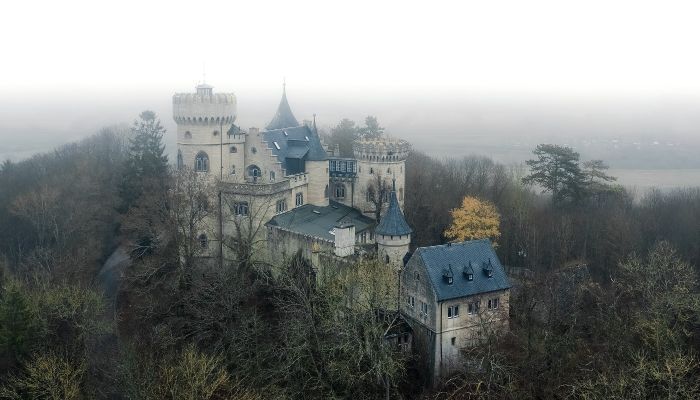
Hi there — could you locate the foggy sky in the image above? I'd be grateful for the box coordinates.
[1,0,699,171]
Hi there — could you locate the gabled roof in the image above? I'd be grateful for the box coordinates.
[262,125,327,173]
[415,239,510,301]
[266,200,375,242]
[266,86,299,130]
[375,189,412,236]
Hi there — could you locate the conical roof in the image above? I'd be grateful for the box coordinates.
[375,183,412,236]
[266,85,299,130]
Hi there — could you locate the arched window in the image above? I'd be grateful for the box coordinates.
[385,254,390,264]
[270,171,276,182]
[370,168,374,174]
[295,192,304,206]
[387,168,391,174]
[335,183,346,198]
[247,165,261,182]
[177,150,183,170]
[195,151,209,172]
[213,130,219,136]
[184,131,192,139]
[230,146,237,153]
[198,234,208,249]
[251,147,257,154]
[230,165,236,175]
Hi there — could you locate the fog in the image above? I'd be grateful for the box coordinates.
[2,0,700,185]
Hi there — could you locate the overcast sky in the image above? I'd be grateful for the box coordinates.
[2,0,699,95]
[1,0,700,170]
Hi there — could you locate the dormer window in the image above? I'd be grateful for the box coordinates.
[463,262,475,281]
[483,259,494,278]
[443,265,454,285]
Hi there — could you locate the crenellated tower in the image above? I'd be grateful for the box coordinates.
[352,138,410,215]
[173,84,240,180]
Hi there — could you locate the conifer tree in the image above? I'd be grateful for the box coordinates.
[522,144,586,206]
[119,111,169,213]
[0,284,38,366]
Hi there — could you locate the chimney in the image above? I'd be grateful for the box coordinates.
[333,222,355,257]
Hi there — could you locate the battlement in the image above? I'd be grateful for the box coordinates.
[173,87,237,125]
[353,139,411,162]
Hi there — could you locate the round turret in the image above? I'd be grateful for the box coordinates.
[173,84,237,125]
[353,139,410,162]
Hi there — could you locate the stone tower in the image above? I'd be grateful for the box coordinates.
[173,84,239,180]
[353,139,410,215]
[375,179,412,268]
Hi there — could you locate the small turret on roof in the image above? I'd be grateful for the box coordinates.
[375,178,412,236]
[266,82,300,130]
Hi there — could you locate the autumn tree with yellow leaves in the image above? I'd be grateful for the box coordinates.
[444,196,501,244]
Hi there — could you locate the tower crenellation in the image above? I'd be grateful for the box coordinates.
[353,138,411,162]
[173,84,237,125]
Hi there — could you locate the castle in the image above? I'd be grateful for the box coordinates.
[172,82,510,383]
[173,82,412,269]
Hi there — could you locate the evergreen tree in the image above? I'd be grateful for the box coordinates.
[0,284,38,366]
[522,144,586,206]
[330,118,359,157]
[119,111,169,213]
[359,116,384,139]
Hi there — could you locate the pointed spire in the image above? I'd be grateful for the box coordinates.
[266,80,299,130]
[313,113,317,133]
[375,183,412,236]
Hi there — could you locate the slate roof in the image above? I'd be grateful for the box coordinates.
[415,239,510,301]
[262,126,327,173]
[375,190,412,236]
[266,200,375,242]
[266,87,299,130]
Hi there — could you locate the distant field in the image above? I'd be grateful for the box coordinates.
[609,169,700,192]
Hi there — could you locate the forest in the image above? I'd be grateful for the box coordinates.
[0,113,698,399]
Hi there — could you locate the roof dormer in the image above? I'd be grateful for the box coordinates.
[483,259,494,278]
[463,262,474,281]
[442,264,454,285]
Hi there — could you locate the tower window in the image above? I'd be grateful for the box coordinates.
[177,150,183,170]
[195,152,209,172]
[324,184,329,198]
[213,130,219,136]
[270,171,276,182]
[230,146,237,153]
[230,165,236,175]
[233,202,249,216]
[198,234,208,249]
[247,165,261,182]
[275,199,287,214]
[184,131,192,139]
[295,192,304,207]
[369,168,374,174]
[251,147,257,154]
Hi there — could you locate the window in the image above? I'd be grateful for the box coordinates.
[295,192,304,207]
[177,150,183,170]
[230,165,236,175]
[233,202,249,216]
[195,151,209,172]
[275,199,287,214]
[184,131,192,139]
[407,295,415,308]
[340,161,347,172]
[466,273,474,281]
[335,183,346,198]
[352,162,357,173]
[324,184,329,198]
[420,301,429,319]
[468,301,480,315]
[370,168,374,174]
[247,165,261,182]
[387,168,391,174]
[369,231,374,241]
[451,337,456,346]
[270,171,276,182]
[251,147,257,154]
[229,146,237,153]
[360,232,367,243]
[488,298,499,310]
[198,234,208,249]
[448,305,459,319]
[399,188,403,201]
[213,130,219,136]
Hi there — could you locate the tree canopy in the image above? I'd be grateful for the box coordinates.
[444,196,501,244]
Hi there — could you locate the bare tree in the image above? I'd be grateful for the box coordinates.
[364,173,391,222]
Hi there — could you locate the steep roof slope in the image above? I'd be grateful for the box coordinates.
[375,189,412,236]
[266,87,299,130]
[415,239,510,301]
